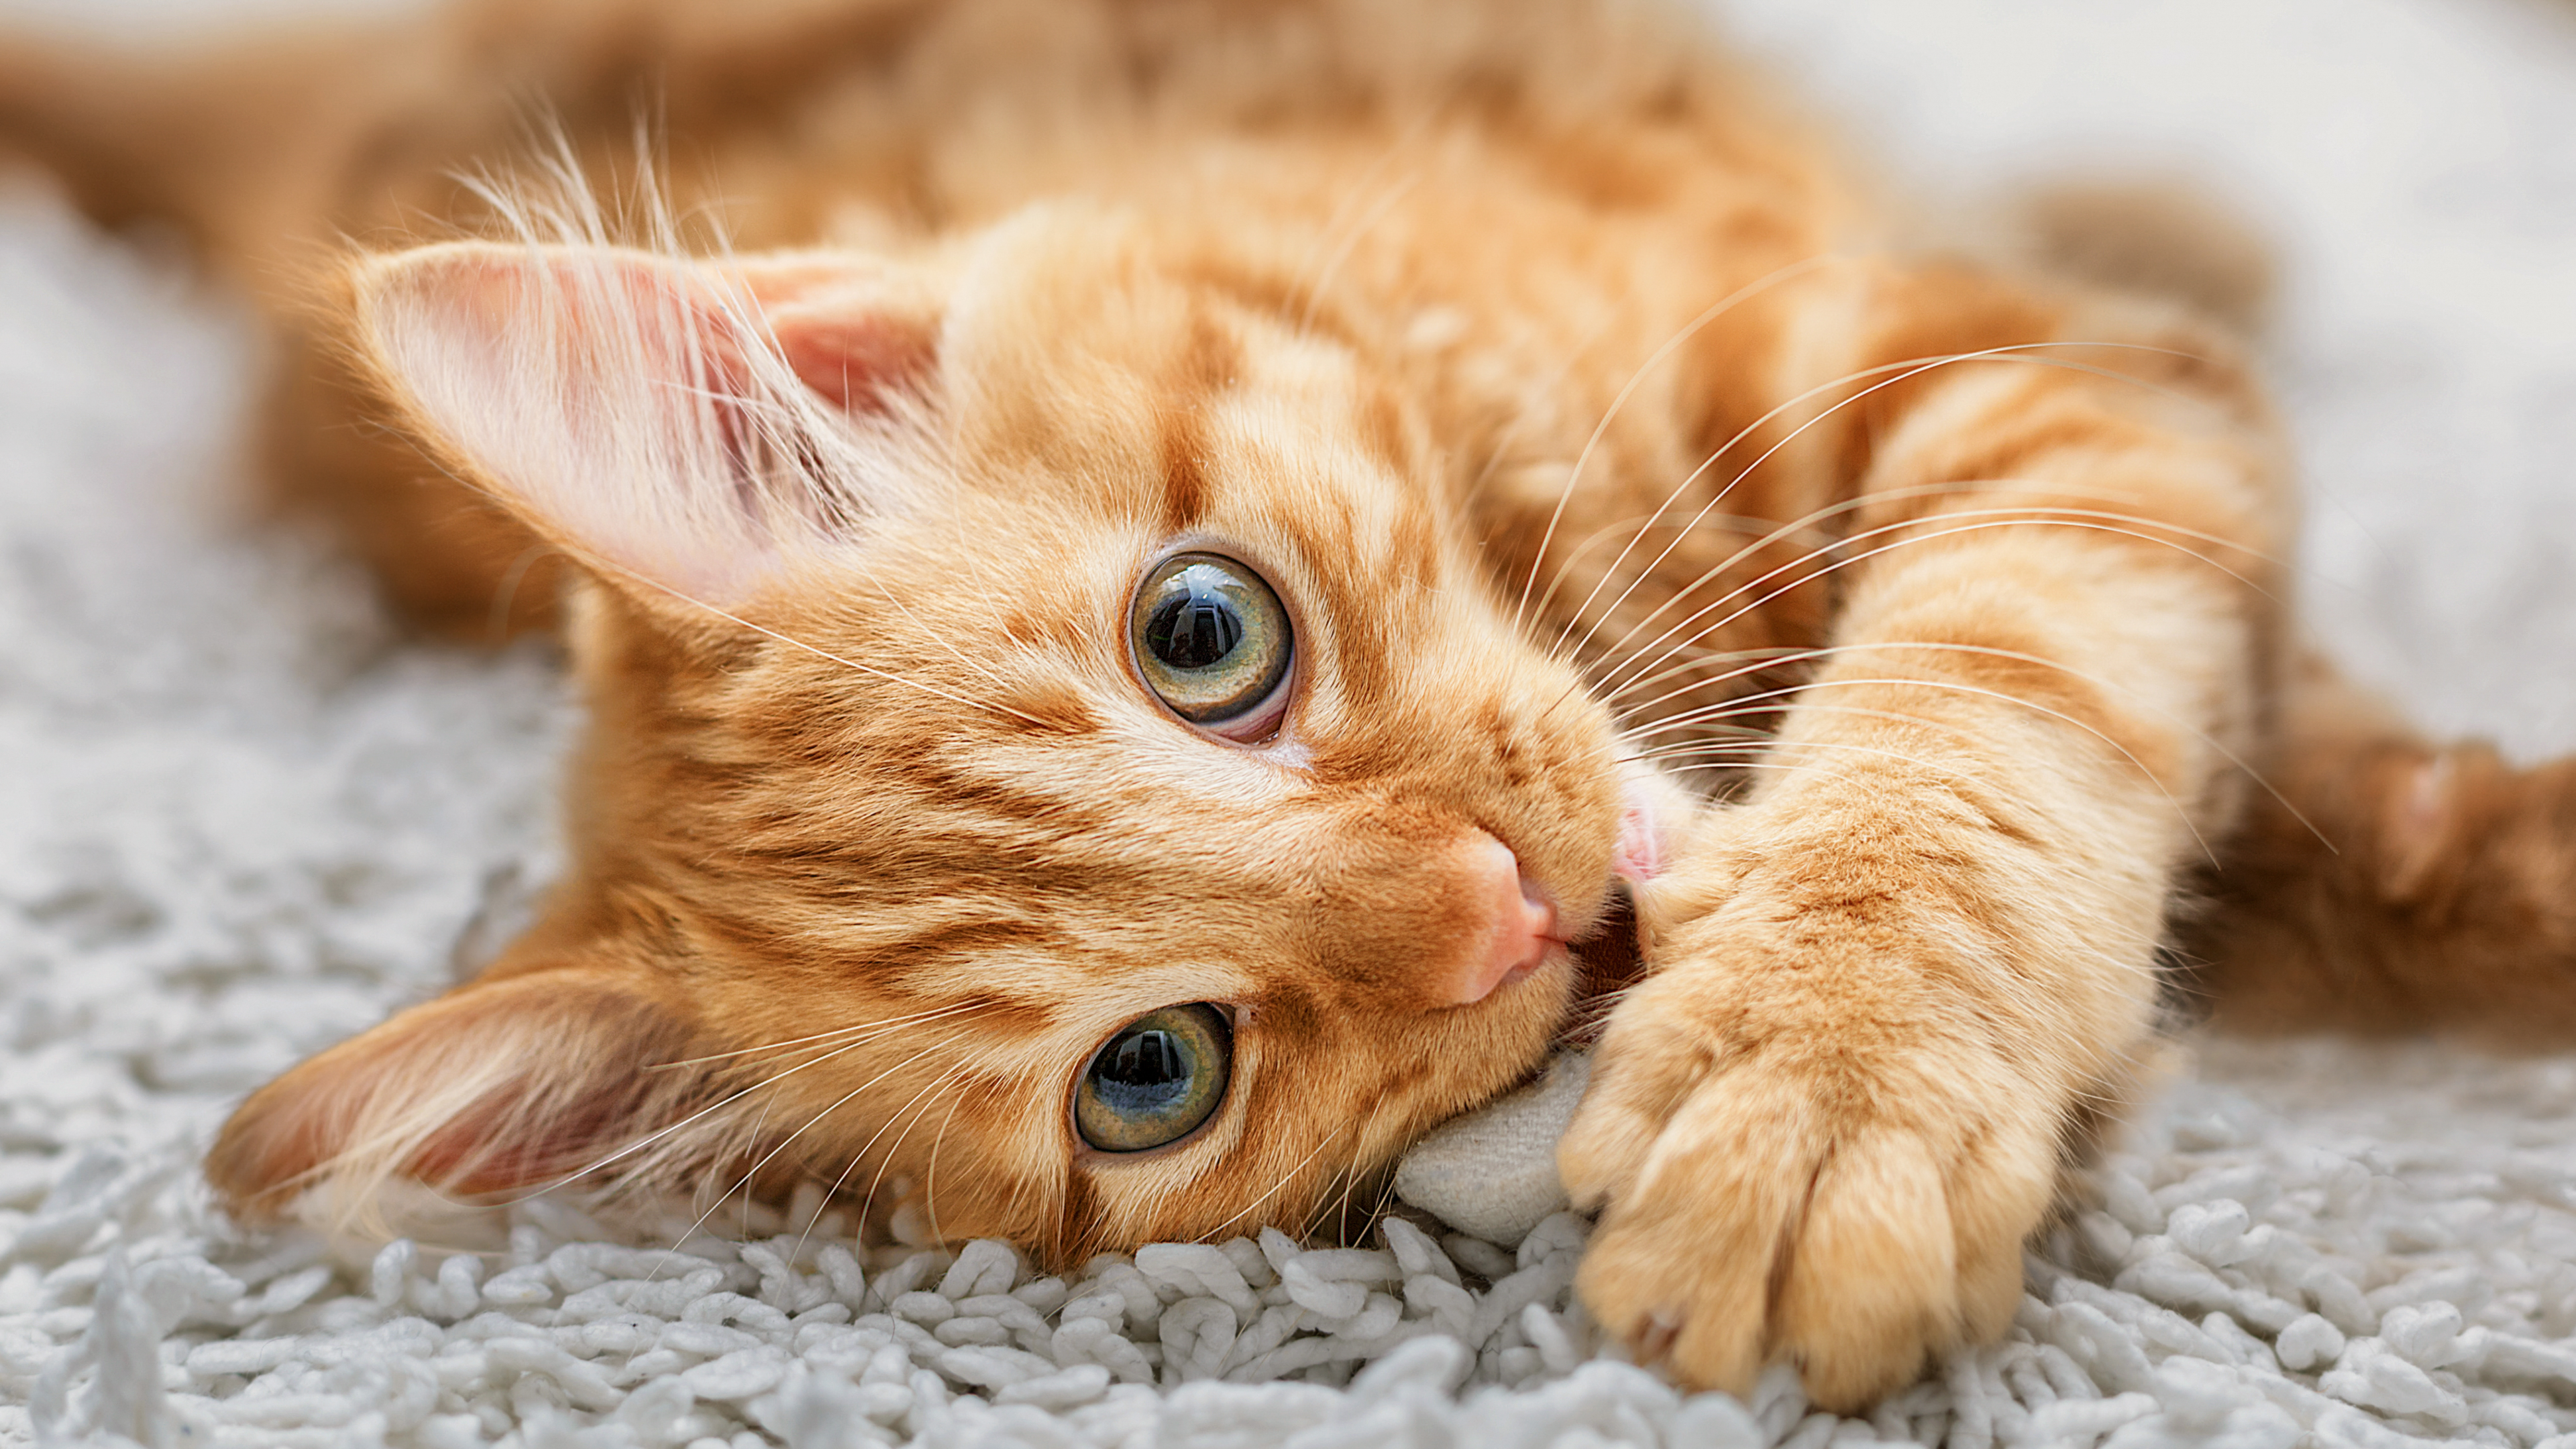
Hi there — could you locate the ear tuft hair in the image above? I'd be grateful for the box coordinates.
[349,239,939,608]
[207,970,712,1236]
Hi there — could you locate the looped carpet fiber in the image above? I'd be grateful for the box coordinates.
[3,0,2575,1444]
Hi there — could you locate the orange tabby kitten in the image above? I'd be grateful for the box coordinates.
[7,0,2572,1412]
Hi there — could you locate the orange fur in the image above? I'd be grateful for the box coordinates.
[7,0,2572,1413]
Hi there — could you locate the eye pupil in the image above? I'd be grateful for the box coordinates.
[1110,1030,1183,1089]
[1146,593,1243,670]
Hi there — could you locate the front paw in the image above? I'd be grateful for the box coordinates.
[1559,955,2062,1411]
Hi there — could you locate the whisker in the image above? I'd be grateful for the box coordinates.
[1543,476,2174,712]
[1511,254,1843,631]
[498,1021,905,1209]
[792,1059,975,1263]
[645,999,994,1071]
[736,1088,785,1238]
[1542,478,2010,686]
[1612,636,2330,853]
[1620,698,1978,747]
[1312,1093,1394,1243]
[986,1074,1047,1252]
[1655,758,1875,785]
[1540,342,2220,662]
[1595,493,2282,693]
[852,564,1024,696]
[1619,629,2167,731]
[1572,482,2231,691]
[1455,311,1635,517]
[1203,1120,1354,1242]
[1619,735,1984,786]
[1686,672,2220,863]
[629,571,1051,726]
[651,1024,985,1277]
[1615,649,1888,730]
[1537,508,1782,594]
[853,1059,983,1252]
[504,1002,985,1245]
[919,1072,976,1247]
[1597,510,2273,706]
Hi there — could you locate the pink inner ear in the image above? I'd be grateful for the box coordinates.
[771,311,938,410]
[407,1055,668,1195]
[355,241,941,609]
[205,969,700,1219]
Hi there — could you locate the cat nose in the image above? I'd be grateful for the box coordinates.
[1448,835,1562,1006]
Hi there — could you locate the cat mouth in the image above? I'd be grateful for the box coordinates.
[1558,880,1646,1046]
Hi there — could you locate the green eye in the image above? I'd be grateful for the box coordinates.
[1129,553,1293,738]
[1075,1004,1232,1152]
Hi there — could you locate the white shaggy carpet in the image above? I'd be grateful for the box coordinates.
[4,0,2575,1445]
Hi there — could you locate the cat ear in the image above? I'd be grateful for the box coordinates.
[206,969,705,1228]
[348,241,938,608]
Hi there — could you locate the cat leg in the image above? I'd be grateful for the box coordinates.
[1558,266,2290,1408]
[2180,650,2576,1044]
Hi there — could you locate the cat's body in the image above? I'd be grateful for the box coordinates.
[7,0,2573,1411]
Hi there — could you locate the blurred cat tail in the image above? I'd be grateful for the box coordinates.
[2182,651,2576,1047]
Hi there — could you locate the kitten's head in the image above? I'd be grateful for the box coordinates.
[208,203,1657,1258]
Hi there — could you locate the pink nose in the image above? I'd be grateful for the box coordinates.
[1449,835,1562,1006]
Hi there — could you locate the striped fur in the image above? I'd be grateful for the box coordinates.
[10,0,2576,1411]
